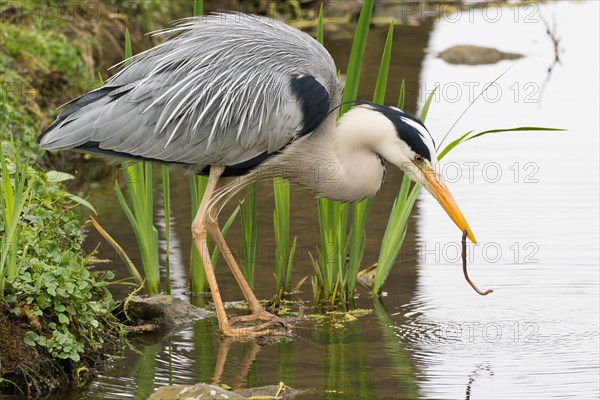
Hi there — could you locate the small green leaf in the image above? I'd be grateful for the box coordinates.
[24,331,38,346]
[438,130,474,160]
[46,171,75,183]
[65,193,97,214]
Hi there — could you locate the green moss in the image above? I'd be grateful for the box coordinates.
[0,22,86,80]
[0,20,90,162]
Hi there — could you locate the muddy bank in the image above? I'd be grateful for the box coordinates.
[0,304,113,398]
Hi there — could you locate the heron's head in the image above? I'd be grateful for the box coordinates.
[340,103,476,243]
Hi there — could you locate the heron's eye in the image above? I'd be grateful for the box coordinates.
[414,155,424,163]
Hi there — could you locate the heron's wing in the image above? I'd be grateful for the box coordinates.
[38,14,342,170]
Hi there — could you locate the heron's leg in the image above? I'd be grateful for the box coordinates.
[193,167,294,338]
[206,209,280,324]
[192,165,229,333]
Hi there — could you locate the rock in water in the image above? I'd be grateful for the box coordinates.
[115,294,213,329]
[149,383,304,400]
[438,45,523,65]
[236,384,305,399]
[149,383,246,400]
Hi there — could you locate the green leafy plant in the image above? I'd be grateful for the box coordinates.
[0,158,117,363]
[15,254,116,362]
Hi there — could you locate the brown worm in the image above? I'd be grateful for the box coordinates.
[462,230,493,296]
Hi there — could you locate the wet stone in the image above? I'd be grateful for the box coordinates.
[149,383,246,400]
[149,383,304,400]
[236,384,305,399]
[115,294,213,329]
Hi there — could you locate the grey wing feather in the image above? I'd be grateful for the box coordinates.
[38,13,342,169]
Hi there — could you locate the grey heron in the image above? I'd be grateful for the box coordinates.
[39,14,476,338]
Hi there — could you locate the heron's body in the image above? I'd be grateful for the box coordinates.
[40,14,475,337]
[40,15,340,173]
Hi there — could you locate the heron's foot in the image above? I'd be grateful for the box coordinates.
[222,320,298,339]
[229,309,286,327]
[229,309,305,330]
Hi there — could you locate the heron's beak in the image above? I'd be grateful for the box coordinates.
[417,163,477,244]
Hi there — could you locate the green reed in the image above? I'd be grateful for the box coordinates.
[312,0,381,304]
[116,162,160,294]
[162,165,171,294]
[241,183,258,289]
[273,177,296,297]
[189,174,209,293]
[0,142,29,298]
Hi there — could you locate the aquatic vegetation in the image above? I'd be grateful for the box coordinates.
[273,177,296,297]
[311,0,381,304]
[369,87,435,295]
[161,164,172,295]
[0,142,29,296]
[189,175,210,292]
[241,183,259,289]
[115,163,161,294]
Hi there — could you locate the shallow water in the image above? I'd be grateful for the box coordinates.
[63,2,598,399]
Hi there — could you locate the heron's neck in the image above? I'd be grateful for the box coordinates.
[274,117,385,202]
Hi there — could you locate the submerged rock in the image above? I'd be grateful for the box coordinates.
[438,45,523,65]
[115,294,213,330]
[236,384,305,399]
[149,383,246,400]
[149,383,304,400]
